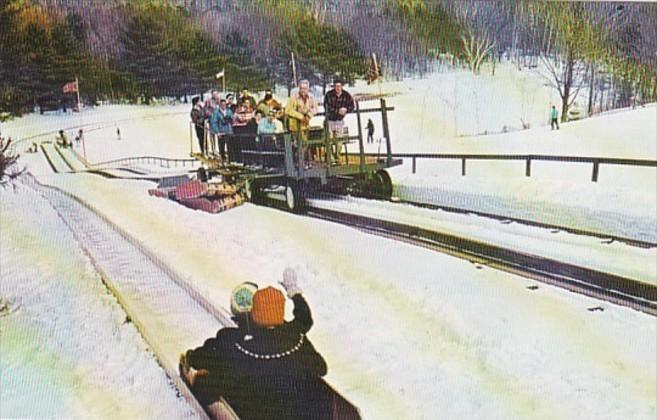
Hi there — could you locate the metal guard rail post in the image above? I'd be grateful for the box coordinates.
[362,153,657,182]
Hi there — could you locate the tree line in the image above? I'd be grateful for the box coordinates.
[1,0,655,119]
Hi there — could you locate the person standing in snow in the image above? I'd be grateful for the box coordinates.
[366,118,375,144]
[550,105,560,130]
[183,268,328,419]
[74,129,83,147]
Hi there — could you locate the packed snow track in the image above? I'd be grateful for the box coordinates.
[22,174,237,420]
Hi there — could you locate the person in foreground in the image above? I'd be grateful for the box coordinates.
[182,268,329,420]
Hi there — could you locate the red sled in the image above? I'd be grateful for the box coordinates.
[179,197,222,213]
[148,186,176,198]
[175,180,209,201]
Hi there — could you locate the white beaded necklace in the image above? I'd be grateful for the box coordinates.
[235,334,305,359]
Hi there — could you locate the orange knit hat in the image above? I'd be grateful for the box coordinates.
[251,287,286,327]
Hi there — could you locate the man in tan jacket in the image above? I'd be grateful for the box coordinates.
[285,80,318,167]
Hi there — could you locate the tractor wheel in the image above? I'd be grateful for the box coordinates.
[197,167,208,182]
[285,181,306,213]
[371,170,393,198]
[245,178,261,203]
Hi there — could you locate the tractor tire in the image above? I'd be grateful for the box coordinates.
[372,170,393,198]
[245,178,262,204]
[285,181,306,213]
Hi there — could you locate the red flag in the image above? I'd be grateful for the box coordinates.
[62,81,78,94]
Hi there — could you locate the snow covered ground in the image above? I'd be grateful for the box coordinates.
[390,173,657,244]
[3,65,656,419]
[0,184,196,419]
[16,165,655,420]
[307,195,657,285]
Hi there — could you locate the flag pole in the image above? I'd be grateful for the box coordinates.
[75,76,87,161]
[372,53,382,96]
[75,76,81,110]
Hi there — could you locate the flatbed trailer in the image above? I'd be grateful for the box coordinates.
[191,98,402,211]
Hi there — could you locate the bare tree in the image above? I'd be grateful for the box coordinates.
[0,138,22,185]
[445,1,503,74]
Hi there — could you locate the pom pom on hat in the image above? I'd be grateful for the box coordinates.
[251,287,286,327]
[230,282,258,315]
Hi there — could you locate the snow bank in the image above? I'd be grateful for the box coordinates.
[0,184,196,419]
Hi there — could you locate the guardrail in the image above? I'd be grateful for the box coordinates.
[91,156,198,169]
[363,153,657,182]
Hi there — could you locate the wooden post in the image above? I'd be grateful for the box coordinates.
[284,133,295,177]
[461,158,466,176]
[381,98,391,166]
[592,161,600,182]
[189,122,193,155]
[525,158,531,177]
[412,156,416,174]
[324,119,330,169]
[81,130,87,162]
[298,133,304,177]
[356,101,365,174]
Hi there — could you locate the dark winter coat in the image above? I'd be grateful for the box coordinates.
[366,120,374,135]
[187,295,328,420]
[323,89,355,121]
[190,106,205,129]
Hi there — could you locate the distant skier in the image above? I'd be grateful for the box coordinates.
[550,105,560,130]
[366,118,374,144]
[116,126,122,140]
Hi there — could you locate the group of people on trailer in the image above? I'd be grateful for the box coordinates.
[182,268,332,419]
[190,79,370,169]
